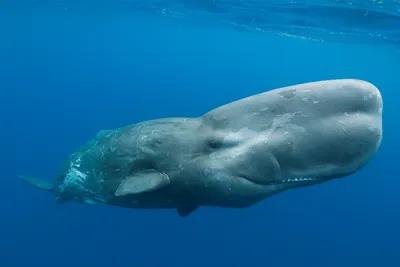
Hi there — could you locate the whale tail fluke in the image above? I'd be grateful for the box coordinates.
[19,175,54,193]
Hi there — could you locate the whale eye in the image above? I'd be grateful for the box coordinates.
[207,138,222,150]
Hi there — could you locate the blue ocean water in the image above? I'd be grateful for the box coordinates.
[1,1,399,267]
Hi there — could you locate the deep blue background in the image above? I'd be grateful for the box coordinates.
[1,6,399,267]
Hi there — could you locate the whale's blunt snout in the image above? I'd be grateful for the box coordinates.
[352,79,383,148]
[334,79,383,169]
[277,79,384,183]
[346,79,383,113]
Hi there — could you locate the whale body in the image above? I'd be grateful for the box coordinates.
[21,79,383,217]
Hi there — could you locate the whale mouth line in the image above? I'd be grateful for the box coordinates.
[268,177,321,185]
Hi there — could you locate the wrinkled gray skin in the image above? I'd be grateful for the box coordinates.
[21,79,383,217]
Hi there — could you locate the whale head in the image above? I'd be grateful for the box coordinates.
[200,79,383,201]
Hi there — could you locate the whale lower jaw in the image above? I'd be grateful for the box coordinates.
[267,177,322,186]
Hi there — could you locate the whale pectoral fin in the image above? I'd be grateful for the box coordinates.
[177,205,198,217]
[19,175,53,192]
[115,170,170,196]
